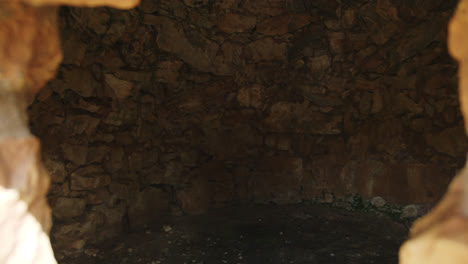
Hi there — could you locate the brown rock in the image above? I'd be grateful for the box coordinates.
[70,166,111,191]
[139,0,158,13]
[161,161,182,185]
[74,99,101,113]
[393,93,423,114]
[244,0,284,16]
[348,33,369,50]
[221,42,244,67]
[303,93,343,107]
[109,181,138,200]
[425,126,468,157]
[359,92,373,116]
[324,19,340,30]
[217,13,256,33]
[87,145,111,164]
[128,152,143,171]
[265,134,291,151]
[61,143,88,166]
[302,157,344,200]
[371,89,384,113]
[375,0,399,21]
[251,156,303,204]
[177,178,211,214]
[104,74,134,100]
[354,78,379,91]
[359,53,386,73]
[43,156,66,183]
[245,38,287,62]
[145,15,219,72]
[215,0,241,9]
[86,187,112,205]
[342,9,355,28]
[114,70,152,83]
[264,102,342,134]
[103,147,125,173]
[65,115,100,136]
[61,31,85,65]
[328,32,346,54]
[257,14,310,35]
[180,150,200,167]
[102,111,123,126]
[237,84,264,108]
[51,221,87,254]
[201,125,261,158]
[63,68,99,97]
[128,188,171,229]
[308,54,331,72]
[194,161,234,204]
[53,197,86,219]
[154,60,183,84]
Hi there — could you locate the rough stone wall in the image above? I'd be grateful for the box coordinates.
[27,0,465,255]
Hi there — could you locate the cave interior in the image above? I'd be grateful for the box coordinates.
[23,0,468,263]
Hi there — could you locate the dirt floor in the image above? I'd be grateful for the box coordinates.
[58,204,409,264]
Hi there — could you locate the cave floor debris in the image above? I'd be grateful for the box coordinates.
[58,204,409,264]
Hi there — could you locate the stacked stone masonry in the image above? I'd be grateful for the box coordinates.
[27,0,465,254]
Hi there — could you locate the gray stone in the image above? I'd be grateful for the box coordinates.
[401,204,419,219]
[370,196,386,208]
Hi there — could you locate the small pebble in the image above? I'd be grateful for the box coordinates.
[163,225,173,232]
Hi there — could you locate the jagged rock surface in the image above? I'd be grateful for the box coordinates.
[27,0,465,257]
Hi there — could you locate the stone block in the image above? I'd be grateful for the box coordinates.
[251,156,303,204]
[53,197,86,219]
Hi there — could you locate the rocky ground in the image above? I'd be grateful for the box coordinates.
[58,203,409,264]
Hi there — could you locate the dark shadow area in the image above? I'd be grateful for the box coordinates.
[60,204,408,264]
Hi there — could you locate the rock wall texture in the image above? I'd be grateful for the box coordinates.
[27,0,465,255]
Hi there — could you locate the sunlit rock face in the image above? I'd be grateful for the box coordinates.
[28,0,465,256]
